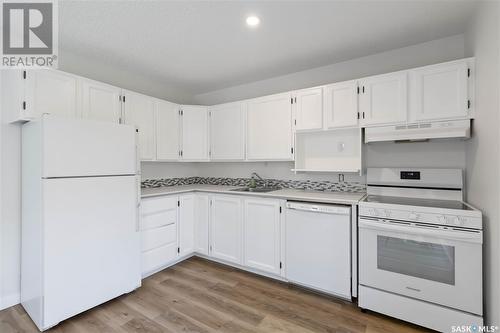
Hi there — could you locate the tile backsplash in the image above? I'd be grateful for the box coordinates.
[141,177,366,193]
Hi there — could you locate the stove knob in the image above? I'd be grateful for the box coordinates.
[408,212,418,220]
[450,216,463,226]
[384,209,392,218]
[438,215,447,224]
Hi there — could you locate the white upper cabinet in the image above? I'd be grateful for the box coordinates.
[409,59,471,122]
[25,70,79,120]
[293,87,323,131]
[179,194,196,257]
[81,79,122,123]
[156,100,180,161]
[243,198,282,275]
[209,102,246,161]
[323,80,359,129]
[1,70,26,123]
[210,195,242,264]
[194,194,210,255]
[359,71,407,126]
[180,105,209,161]
[246,92,294,161]
[123,90,156,161]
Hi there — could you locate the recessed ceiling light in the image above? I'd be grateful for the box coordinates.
[246,16,260,27]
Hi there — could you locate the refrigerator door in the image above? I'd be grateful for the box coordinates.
[42,176,141,329]
[42,116,137,178]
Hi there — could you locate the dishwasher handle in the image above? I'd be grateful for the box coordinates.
[286,201,350,215]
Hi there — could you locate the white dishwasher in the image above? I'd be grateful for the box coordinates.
[285,201,351,299]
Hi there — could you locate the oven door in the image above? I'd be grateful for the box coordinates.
[359,217,482,315]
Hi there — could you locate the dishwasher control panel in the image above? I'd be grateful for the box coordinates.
[286,201,351,215]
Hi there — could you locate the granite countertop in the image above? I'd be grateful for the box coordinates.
[141,185,366,205]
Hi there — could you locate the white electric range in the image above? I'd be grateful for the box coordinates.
[358,168,483,332]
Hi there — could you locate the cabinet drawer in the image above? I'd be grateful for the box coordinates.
[141,196,178,214]
[140,208,177,230]
[141,224,176,252]
[142,243,178,275]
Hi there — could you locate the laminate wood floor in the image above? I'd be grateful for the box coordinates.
[0,257,431,333]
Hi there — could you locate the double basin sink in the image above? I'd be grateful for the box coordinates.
[230,187,280,193]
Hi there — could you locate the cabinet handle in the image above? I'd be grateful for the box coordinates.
[362,86,365,93]
[362,112,365,119]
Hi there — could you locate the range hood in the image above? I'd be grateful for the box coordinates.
[364,119,471,143]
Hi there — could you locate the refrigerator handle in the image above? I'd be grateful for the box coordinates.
[135,129,141,175]
[136,176,141,232]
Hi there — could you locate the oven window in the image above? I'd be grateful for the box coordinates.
[377,236,455,285]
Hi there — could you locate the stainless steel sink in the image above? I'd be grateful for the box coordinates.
[230,187,280,193]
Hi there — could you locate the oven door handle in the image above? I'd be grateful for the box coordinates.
[359,219,483,244]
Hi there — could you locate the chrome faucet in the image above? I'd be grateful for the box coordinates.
[251,172,268,187]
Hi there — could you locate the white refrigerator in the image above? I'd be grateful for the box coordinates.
[21,115,141,331]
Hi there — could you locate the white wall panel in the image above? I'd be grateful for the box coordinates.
[464,2,500,325]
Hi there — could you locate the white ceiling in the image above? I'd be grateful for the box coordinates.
[59,0,477,95]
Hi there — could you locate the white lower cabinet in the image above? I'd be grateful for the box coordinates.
[194,194,210,255]
[140,196,179,276]
[243,198,282,275]
[179,194,196,257]
[209,195,243,264]
[140,192,352,298]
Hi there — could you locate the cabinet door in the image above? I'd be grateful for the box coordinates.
[25,70,79,119]
[324,80,358,129]
[194,194,210,255]
[181,105,209,161]
[1,70,27,122]
[243,198,281,275]
[156,100,180,161]
[81,79,122,123]
[123,90,156,161]
[210,195,242,264]
[294,87,323,131]
[247,92,293,160]
[411,60,469,122]
[179,194,195,257]
[359,71,407,126]
[210,102,245,160]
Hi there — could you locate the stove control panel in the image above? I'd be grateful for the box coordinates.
[359,206,482,230]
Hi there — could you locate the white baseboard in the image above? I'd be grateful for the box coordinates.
[0,292,20,311]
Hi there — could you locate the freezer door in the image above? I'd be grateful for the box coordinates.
[42,116,137,177]
[42,176,141,329]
